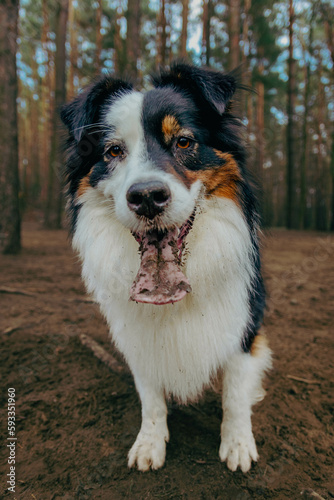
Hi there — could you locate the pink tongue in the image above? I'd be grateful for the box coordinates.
[130,228,191,305]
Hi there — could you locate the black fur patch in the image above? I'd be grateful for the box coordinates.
[61,76,133,232]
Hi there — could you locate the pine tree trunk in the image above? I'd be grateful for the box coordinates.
[286,0,296,229]
[299,9,315,229]
[315,76,328,231]
[114,2,123,74]
[40,0,53,207]
[67,0,78,99]
[44,0,69,229]
[30,58,41,205]
[126,0,140,79]
[180,0,189,59]
[323,14,334,230]
[256,53,265,222]
[95,0,102,75]
[202,0,211,66]
[156,0,167,67]
[228,0,240,70]
[0,0,21,254]
[299,56,310,229]
[242,0,251,131]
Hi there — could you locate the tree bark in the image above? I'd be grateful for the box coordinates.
[67,0,78,99]
[314,75,327,231]
[0,0,21,254]
[126,0,140,79]
[114,2,123,74]
[286,0,296,229]
[322,9,334,230]
[242,0,252,131]
[202,0,212,66]
[228,0,240,70]
[180,0,189,59]
[95,0,102,75]
[40,0,53,207]
[256,50,265,221]
[156,0,167,67]
[44,0,69,229]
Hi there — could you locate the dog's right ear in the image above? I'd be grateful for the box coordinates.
[61,76,133,142]
[151,63,237,116]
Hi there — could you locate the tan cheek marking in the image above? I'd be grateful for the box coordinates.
[184,152,242,203]
[250,334,269,357]
[77,168,93,198]
[162,115,181,143]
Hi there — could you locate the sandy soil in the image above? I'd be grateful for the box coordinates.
[0,223,333,499]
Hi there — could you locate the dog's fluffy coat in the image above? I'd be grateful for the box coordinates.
[61,64,272,473]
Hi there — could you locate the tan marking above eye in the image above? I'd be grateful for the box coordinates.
[162,115,181,143]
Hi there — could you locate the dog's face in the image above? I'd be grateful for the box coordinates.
[62,64,249,305]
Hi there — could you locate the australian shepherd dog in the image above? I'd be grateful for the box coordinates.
[61,63,272,473]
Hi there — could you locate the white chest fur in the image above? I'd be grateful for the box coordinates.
[73,192,254,402]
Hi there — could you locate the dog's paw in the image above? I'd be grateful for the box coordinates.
[128,430,168,471]
[219,424,258,473]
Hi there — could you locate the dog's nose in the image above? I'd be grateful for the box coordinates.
[126,181,171,219]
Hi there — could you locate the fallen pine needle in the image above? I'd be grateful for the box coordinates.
[79,333,125,373]
[287,375,320,385]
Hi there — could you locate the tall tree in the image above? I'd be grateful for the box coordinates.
[286,0,296,229]
[156,0,167,67]
[95,0,102,75]
[228,0,240,70]
[41,0,53,207]
[242,0,252,131]
[322,3,334,230]
[114,2,123,74]
[256,47,265,218]
[314,71,328,230]
[67,0,78,98]
[299,11,314,229]
[202,0,212,66]
[180,0,189,59]
[126,0,141,78]
[0,0,21,253]
[45,0,69,228]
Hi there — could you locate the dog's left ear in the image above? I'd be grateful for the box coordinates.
[61,76,133,142]
[151,63,236,115]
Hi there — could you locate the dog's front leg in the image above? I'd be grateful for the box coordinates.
[219,335,271,473]
[128,375,169,471]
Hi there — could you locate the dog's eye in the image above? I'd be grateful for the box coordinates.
[107,145,123,157]
[177,137,191,149]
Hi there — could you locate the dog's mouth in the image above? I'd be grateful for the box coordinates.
[130,211,195,305]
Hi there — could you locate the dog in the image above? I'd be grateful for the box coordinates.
[61,63,272,473]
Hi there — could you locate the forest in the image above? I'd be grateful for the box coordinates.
[1,2,334,498]
[0,0,334,253]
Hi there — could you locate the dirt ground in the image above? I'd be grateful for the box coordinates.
[0,222,333,500]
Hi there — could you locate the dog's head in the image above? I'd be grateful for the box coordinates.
[61,64,251,305]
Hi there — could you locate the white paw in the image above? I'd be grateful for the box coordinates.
[128,430,169,471]
[219,424,258,473]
